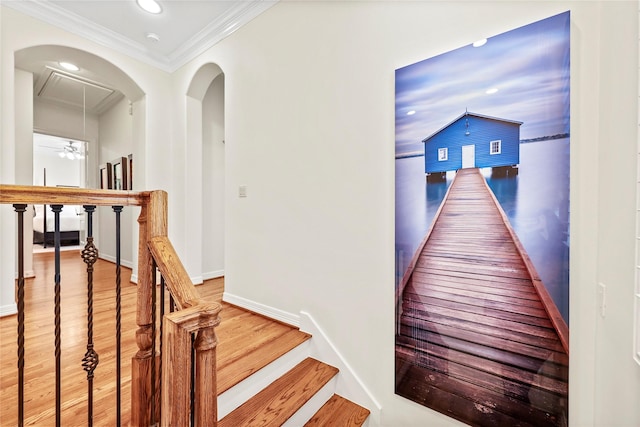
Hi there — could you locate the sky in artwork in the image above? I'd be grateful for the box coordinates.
[395,11,570,155]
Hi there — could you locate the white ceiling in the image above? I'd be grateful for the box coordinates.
[4,0,277,72]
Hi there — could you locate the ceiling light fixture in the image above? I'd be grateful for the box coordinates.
[146,32,160,42]
[137,0,162,14]
[473,39,487,48]
[486,87,499,95]
[59,61,80,71]
[407,110,416,116]
[59,141,84,160]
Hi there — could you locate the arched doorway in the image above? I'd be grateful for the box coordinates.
[13,45,145,280]
[186,63,225,282]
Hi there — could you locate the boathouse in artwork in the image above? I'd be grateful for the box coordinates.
[422,111,522,179]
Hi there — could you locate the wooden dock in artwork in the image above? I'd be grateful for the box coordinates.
[395,168,568,427]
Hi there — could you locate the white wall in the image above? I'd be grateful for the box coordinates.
[175,1,640,426]
[34,100,99,157]
[0,4,17,316]
[592,2,640,424]
[202,74,225,279]
[14,69,34,282]
[98,97,135,267]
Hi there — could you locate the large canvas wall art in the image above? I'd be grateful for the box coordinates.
[395,12,570,426]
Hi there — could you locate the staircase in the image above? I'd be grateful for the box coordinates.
[0,186,370,426]
[214,302,370,426]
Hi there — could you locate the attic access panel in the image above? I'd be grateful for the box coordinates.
[36,67,123,114]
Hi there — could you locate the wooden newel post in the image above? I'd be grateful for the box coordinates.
[161,303,221,426]
[132,191,167,426]
[194,321,221,426]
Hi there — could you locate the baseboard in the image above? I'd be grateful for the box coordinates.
[222,292,300,328]
[299,311,381,426]
[129,273,162,285]
[0,303,17,317]
[99,254,133,269]
[14,270,36,279]
[203,270,224,280]
[25,270,35,278]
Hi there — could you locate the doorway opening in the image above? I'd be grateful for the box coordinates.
[32,132,87,252]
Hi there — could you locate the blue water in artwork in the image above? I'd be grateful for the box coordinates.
[395,138,570,324]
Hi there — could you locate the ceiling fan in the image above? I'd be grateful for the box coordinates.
[57,141,85,160]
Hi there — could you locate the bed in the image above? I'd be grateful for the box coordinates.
[33,204,82,247]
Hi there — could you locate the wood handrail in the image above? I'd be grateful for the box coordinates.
[2,184,221,426]
[0,184,147,206]
[148,236,202,310]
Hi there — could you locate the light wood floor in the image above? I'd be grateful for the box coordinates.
[0,250,265,426]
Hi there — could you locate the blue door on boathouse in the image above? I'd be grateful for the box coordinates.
[422,111,522,177]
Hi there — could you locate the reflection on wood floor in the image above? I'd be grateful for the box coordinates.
[396,169,568,427]
[1,250,306,426]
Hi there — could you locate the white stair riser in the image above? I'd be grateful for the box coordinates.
[217,340,311,419]
[282,375,338,427]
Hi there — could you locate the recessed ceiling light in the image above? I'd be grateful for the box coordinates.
[486,87,499,95]
[137,0,162,14]
[406,110,416,116]
[59,61,79,71]
[473,39,487,48]
[146,32,160,42]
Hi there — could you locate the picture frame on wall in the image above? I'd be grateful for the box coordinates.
[99,163,112,189]
[128,154,133,190]
[111,157,128,190]
[394,11,570,427]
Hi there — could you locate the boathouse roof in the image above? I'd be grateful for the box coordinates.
[421,111,523,143]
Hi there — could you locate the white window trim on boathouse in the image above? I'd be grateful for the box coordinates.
[490,139,502,155]
[438,147,448,161]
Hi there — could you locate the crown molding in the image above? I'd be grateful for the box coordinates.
[167,1,278,69]
[3,0,278,73]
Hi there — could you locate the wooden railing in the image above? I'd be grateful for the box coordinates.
[0,185,222,426]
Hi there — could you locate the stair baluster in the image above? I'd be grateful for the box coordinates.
[81,205,99,426]
[13,204,27,427]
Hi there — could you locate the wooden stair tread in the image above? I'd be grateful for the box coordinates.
[219,357,338,427]
[216,302,312,394]
[304,394,370,427]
